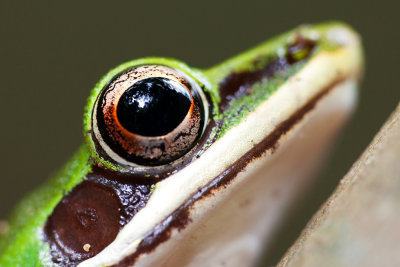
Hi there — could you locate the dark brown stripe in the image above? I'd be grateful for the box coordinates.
[219,36,316,111]
[47,37,321,266]
[113,77,347,266]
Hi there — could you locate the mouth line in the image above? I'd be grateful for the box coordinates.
[112,75,347,267]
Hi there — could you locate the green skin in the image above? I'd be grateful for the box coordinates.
[0,22,345,266]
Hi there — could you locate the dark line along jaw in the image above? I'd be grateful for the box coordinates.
[45,34,319,267]
[81,25,362,267]
[43,23,362,267]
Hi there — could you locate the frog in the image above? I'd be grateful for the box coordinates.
[0,21,363,267]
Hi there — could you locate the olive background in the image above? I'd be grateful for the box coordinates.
[0,0,398,266]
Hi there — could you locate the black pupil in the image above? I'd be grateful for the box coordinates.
[117,77,192,136]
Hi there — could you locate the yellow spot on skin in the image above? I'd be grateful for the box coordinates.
[83,243,91,252]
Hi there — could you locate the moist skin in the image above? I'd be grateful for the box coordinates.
[44,36,317,267]
[112,76,343,267]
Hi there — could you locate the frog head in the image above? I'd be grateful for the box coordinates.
[0,22,363,267]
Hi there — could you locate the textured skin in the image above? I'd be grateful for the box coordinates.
[0,22,362,267]
[110,80,357,267]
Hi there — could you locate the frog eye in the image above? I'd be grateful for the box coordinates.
[92,65,206,166]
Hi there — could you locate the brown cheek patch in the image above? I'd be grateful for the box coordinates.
[44,167,157,266]
[45,182,121,263]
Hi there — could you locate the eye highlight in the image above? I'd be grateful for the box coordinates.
[92,65,206,166]
[116,77,192,137]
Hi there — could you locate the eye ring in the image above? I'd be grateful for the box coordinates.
[92,65,207,167]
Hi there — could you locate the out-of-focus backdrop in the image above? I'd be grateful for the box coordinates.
[0,0,398,265]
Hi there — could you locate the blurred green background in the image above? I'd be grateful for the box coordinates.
[0,0,398,265]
